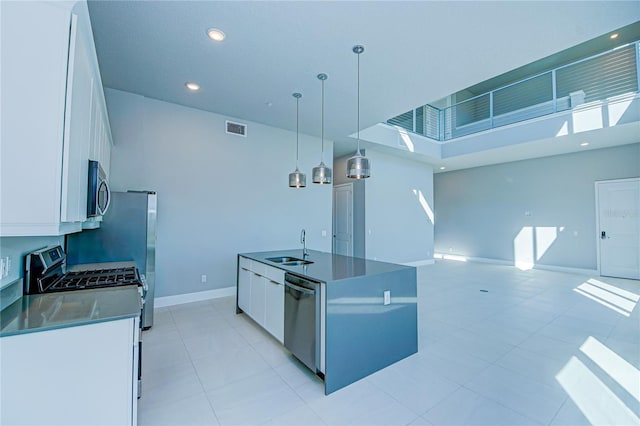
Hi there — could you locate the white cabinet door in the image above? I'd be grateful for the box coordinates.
[1,319,137,425]
[249,273,267,326]
[0,0,111,236]
[238,266,251,312]
[0,1,76,235]
[61,13,92,223]
[265,279,284,343]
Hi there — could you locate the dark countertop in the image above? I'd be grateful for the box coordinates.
[239,249,413,283]
[0,285,141,337]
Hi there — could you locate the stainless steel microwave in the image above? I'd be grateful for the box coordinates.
[87,160,111,217]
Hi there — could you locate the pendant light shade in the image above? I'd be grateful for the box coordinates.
[312,73,332,184]
[347,45,370,179]
[289,93,306,188]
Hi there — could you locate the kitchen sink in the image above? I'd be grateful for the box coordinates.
[266,256,300,263]
[282,260,313,266]
[266,256,314,266]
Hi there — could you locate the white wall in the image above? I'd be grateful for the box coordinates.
[105,89,333,297]
[434,143,640,270]
[364,150,434,264]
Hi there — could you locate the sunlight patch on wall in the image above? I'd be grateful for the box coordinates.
[398,128,415,152]
[607,94,634,126]
[572,102,603,133]
[514,226,560,270]
[573,278,639,317]
[514,226,534,270]
[412,189,434,224]
[535,226,557,261]
[556,121,569,137]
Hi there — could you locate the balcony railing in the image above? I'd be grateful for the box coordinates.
[386,40,640,142]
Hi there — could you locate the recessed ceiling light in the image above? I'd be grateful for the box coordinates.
[185,82,200,91]
[610,33,619,40]
[580,142,589,147]
[439,166,446,170]
[207,28,225,42]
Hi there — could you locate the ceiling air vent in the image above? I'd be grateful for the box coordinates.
[226,120,247,137]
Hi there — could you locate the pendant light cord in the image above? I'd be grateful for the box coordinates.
[321,78,325,162]
[356,49,361,154]
[296,96,300,167]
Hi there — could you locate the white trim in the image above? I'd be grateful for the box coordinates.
[154,286,236,308]
[403,259,436,267]
[434,253,597,276]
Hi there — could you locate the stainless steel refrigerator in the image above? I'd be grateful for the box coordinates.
[67,191,157,329]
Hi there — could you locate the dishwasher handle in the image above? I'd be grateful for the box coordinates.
[285,281,315,296]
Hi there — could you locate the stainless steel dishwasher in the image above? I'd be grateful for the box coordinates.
[284,272,321,373]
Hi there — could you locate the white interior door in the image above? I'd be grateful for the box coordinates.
[596,178,640,279]
[333,183,353,256]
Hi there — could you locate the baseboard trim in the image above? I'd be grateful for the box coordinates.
[154,286,236,308]
[434,253,597,276]
[404,259,436,267]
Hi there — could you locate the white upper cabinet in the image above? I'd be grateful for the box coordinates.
[0,0,113,236]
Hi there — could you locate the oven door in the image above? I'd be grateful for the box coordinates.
[87,160,111,217]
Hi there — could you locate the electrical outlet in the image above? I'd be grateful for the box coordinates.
[383,290,391,305]
[1,256,10,278]
[201,275,207,283]
[321,230,327,237]
[0,258,5,278]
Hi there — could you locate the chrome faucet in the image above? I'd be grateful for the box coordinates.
[300,229,308,258]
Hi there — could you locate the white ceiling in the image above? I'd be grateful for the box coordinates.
[88,1,639,158]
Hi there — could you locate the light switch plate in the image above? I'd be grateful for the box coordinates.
[383,290,391,305]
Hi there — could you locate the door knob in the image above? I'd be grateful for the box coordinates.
[601,231,607,239]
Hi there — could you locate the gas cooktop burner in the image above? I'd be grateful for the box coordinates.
[49,266,142,291]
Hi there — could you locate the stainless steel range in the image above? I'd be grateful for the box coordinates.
[24,246,144,296]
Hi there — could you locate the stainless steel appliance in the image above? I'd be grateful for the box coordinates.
[23,245,145,398]
[284,272,321,373]
[67,191,157,329]
[24,246,143,294]
[87,160,111,217]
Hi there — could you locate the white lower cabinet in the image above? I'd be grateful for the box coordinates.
[1,318,139,425]
[249,272,267,327]
[264,278,284,342]
[237,266,251,312]
[237,257,285,343]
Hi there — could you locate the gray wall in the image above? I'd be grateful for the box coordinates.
[434,143,640,270]
[105,89,333,298]
[0,236,63,287]
[0,236,63,308]
[365,150,434,264]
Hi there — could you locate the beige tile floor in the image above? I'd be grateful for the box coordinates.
[139,260,640,425]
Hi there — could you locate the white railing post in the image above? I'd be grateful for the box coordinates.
[552,70,557,112]
[489,92,494,129]
[636,41,640,92]
[412,109,417,133]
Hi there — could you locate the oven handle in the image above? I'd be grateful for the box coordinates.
[97,178,111,216]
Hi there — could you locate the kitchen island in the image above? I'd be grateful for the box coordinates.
[237,249,418,394]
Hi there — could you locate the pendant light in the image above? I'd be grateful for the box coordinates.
[312,73,332,184]
[347,45,371,179]
[289,92,306,188]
